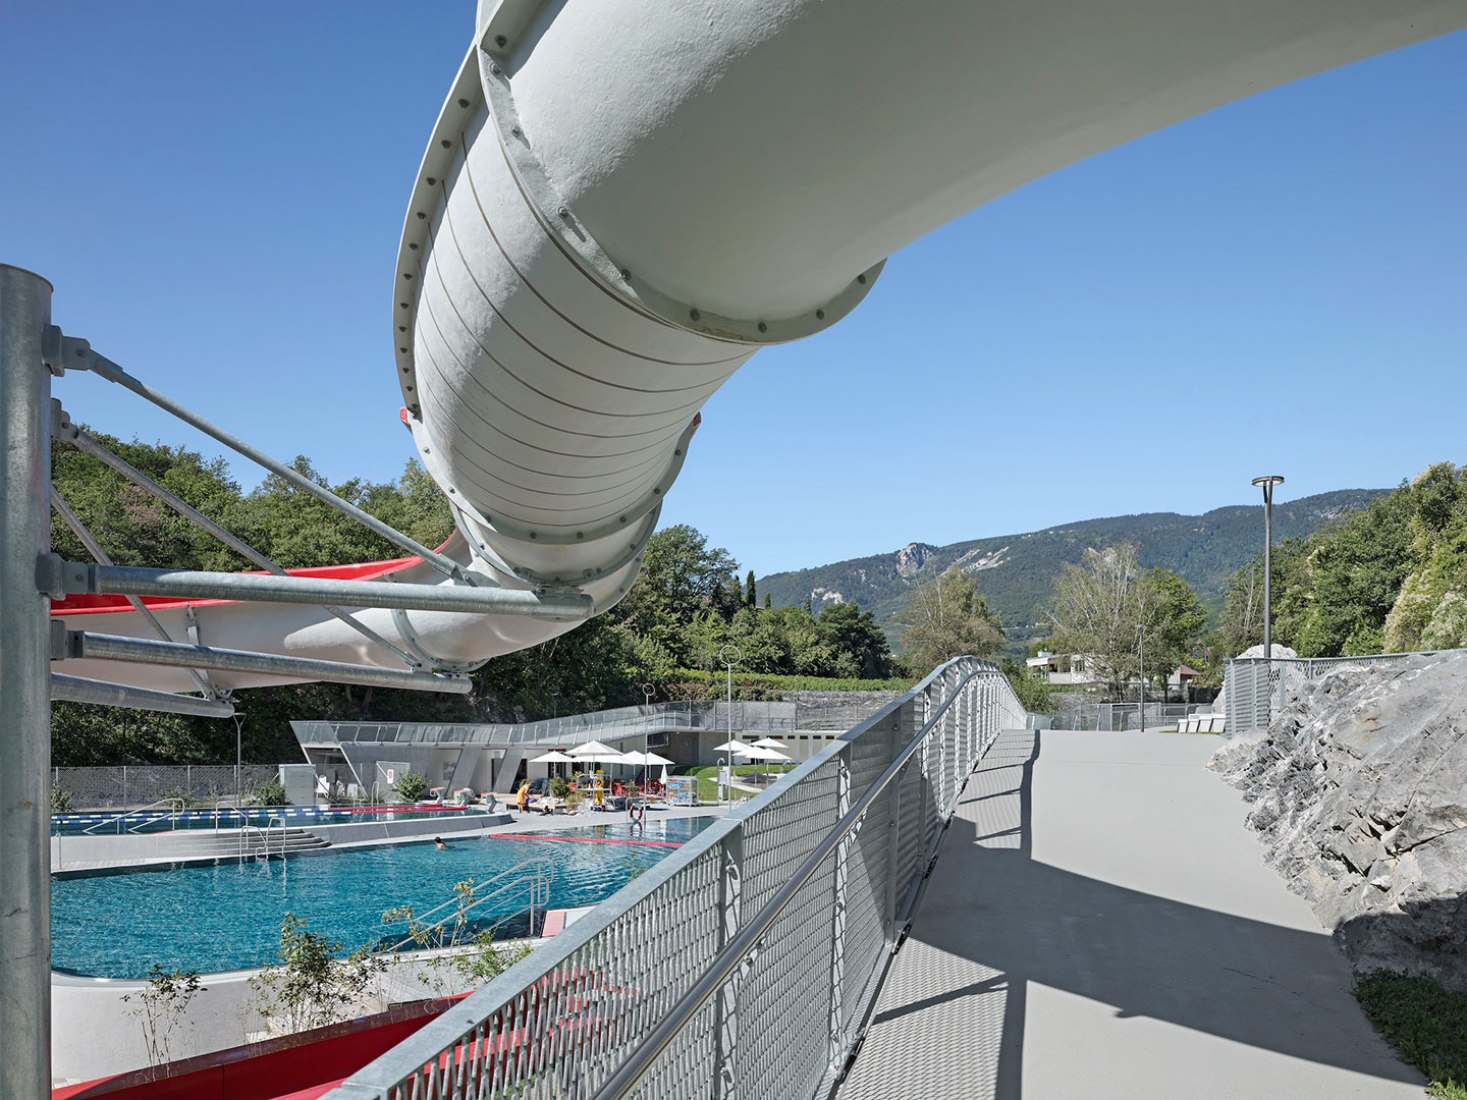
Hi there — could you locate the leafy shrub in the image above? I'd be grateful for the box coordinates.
[249,913,385,1035]
[50,786,73,814]
[250,776,287,807]
[394,771,430,802]
[549,776,570,799]
[121,964,205,1067]
[666,669,914,698]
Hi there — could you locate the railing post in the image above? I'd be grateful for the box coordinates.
[827,748,852,1070]
[0,264,55,1098]
[884,708,905,944]
[711,828,744,1099]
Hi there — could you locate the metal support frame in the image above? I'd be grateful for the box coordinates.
[0,264,55,1096]
[48,335,468,582]
[51,673,235,718]
[55,411,421,668]
[51,486,216,696]
[45,558,592,618]
[59,630,473,694]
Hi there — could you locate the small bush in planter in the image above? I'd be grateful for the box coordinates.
[394,771,430,802]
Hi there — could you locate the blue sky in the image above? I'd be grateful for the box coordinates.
[4,4,1464,578]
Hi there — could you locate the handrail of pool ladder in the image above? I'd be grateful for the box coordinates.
[81,796,185,836]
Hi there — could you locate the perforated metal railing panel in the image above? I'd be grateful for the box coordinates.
[328,658,1026,1100]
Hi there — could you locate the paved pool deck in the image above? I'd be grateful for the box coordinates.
[836,729,1424,1100]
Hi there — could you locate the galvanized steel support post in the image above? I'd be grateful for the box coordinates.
[712,830,743,1100]
[884,711,904,945]
[0,264,54,1097]
[827,750,852,1070]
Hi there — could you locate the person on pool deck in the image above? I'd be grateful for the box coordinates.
[517,782,529,814]
[434,836,447,850]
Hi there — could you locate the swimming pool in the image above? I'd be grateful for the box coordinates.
[50,817,715,979]
[51,804,487,836]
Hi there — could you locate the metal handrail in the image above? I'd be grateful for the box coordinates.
[376,857,553,956]
[238,816,285,861]
[82,796,185,835]
[329,656,1025,1100]
[592,664,991,1099]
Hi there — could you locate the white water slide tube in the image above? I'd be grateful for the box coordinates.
[52,0,1467,695]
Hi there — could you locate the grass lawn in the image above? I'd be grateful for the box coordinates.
[1355,971,1467,1099]
[684,764,795,804]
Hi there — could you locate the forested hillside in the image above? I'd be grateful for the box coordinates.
[759,489,1384,653]
[1218,463,1467,659]
[49,432,903,766]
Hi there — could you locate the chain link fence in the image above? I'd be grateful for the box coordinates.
[1037,702,1210,731]
[51,764,280,810]
[1222,648,1467,735]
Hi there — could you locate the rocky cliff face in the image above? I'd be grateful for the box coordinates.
[1212,653,1467,991]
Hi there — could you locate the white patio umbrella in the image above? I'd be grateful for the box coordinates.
[530,750,576,763]
[734,743,790,783]
[731,744,782,760]
[752,737,793,773]
[568,739,627,764]
[713,739,753,753]
[619,750,675,766]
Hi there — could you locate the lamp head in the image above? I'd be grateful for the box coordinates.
[1251,475,1285,488]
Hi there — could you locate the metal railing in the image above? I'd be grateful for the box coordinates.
[53,764,279,811]
[326,657,1026,1100]
[1223,647,1467,735]
[1039,702,1210,731]
[239,816,286,862]
[80,796,184,835]
[376,858,554,956]
[295,701,800,752]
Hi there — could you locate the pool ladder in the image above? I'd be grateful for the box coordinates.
[376,857,554,955]
[239,816,285,862]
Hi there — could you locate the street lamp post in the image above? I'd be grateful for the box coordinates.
[232,710,245,811]
[640,682,655,808]
[1252,475,1285,721]
[718,645,741,810]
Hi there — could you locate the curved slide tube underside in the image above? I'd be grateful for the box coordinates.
[53,0,1467,694]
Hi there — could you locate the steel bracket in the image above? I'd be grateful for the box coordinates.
[40,325,95,377]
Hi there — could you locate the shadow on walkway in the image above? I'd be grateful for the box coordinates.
[838,729,1420,1099]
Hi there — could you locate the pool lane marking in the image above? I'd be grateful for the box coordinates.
[488,834,680,849]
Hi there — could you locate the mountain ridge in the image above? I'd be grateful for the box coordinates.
[758,489,1387,652]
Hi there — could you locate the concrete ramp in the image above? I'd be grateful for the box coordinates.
[837,730,1422,1099]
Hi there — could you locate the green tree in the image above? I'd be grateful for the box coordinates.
[744,570,757,608]
[612,525,739,666]
[1141,568,1206,694]
[816,602,895,679]
[1047,544,1145,695]
[897,571,1004,674]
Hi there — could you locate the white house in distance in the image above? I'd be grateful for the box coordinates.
[1026,651,1098,686]
[1026,651,1204,696]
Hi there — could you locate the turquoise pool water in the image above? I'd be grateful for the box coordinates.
[51,817,715,979]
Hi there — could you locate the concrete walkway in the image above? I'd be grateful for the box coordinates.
[836,729,1424,1100]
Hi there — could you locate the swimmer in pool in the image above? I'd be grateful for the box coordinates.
[434,836,447,850]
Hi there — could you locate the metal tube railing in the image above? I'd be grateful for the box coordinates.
[326,656,1025,1100]
[592,664,994,1098]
